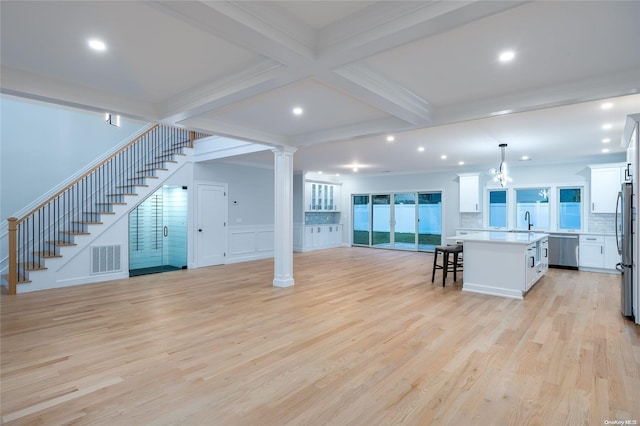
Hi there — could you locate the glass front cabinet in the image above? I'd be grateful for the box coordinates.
[305,182,341,211]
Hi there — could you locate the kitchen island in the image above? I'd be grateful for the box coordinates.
[449,231,549,299]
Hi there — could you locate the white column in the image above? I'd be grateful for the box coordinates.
[272,146,296,287]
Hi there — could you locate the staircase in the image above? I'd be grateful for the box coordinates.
[3,125,210,294]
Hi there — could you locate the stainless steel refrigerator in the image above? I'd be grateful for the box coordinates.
[616,182,634,318]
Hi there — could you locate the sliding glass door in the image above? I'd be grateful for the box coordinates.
[353,191,442,251]
[394,193,416,249]
[418,192,442,251]
[372,194,391,247]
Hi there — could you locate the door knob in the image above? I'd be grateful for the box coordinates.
[198,229,203,232]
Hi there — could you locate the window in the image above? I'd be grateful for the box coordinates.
[515,188,550,230]
[489,190,507,228]
[559,188,582,230]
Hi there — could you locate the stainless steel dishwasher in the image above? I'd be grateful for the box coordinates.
[548,233,579,269]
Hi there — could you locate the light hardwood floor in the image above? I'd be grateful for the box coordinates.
[1,247,639,425]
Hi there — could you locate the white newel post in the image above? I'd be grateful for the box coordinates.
[272,146,296,287]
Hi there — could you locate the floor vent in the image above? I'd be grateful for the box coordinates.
[91,245,122,274]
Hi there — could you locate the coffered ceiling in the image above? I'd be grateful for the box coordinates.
[2,1,639,175]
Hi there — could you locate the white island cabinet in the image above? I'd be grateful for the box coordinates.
[449,232,549,299]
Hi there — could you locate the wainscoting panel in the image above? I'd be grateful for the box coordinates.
[227,225,274,264]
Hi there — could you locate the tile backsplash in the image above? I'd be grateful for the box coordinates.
[460,213,483,229]
[306,212,341,225]
[588,213,616,234]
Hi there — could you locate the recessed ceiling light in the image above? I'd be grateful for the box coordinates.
[602,148,610,153]
[521,155,529,160]
[458,161,465,166]
[292,107,303,116]
[602,123,612,130]
[318,171,322,174]
[386,135,395,142]
[602,138,611,143]
[601,102,613,110]
[440,155,447,160]
[418,147,425,152]
[88,38,107,51]
[353,167,359,172]
[499,50,515,62]
[336,173,340,177]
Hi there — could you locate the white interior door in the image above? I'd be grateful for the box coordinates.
[197,184,227,267]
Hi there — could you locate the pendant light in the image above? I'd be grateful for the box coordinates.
[492,143,512,187]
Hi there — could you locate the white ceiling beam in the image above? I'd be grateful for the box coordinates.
[289,117,414,147]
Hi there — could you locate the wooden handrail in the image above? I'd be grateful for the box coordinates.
[15,124,160,225]
[7,217,17,295]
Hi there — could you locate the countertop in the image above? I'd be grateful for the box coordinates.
[456,228,614,237]
[449,231,549,245]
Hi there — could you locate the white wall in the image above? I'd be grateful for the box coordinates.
[0,95,147,220]
[193,162,274,226]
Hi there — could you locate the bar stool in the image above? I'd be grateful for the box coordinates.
[431,245,463,287]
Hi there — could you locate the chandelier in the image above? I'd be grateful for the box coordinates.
[491,143,512,187]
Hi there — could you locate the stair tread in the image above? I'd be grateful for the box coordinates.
[46,241,77,246]
[61,231,90,235]
[128,176,158,180]
[106,193,137,197]
[116,184,148,188]
[33,251,63,258]
[84,211,116,215]
[71,221,103,225]
[1,274,31,284]
[137,169,168,173]
[19,262,47,271]
[96,202,126,205]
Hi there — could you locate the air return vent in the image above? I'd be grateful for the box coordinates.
[91,245,121,274]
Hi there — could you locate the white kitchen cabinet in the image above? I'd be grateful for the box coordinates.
[579,235,604,268]
[539,237,549,272]
[305,182,341,211]
[303,225,343,251]
[458,174,481,212]
[604,235,620,270]
[525,242,538,291]
[589,164,623,213]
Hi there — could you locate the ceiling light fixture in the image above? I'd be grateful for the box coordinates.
[386,135,395,142]
[418,147,425,152]
[602,138,611,143]
[602,123,612,130]
[353,167,359,172]
[292,107,303,116]
[521,155,530,161]
[440,155,447,160]
[601,102,613,110]
[602,148,610,153]
[491,143,512,187]
[105,113,120,127]
[458,161,465,166]
[499,50,515,62]
[88,39,107,51]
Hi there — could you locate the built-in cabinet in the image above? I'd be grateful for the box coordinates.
[589,164,624,213]
[305,182,341,211]
[458,173,481,212]
[579,234,619,270]
[304,225,342,250]
[525,237,549,291]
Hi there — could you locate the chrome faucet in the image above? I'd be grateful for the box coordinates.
[525,211,533,231]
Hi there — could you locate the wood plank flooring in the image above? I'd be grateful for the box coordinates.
[1,247,639,425]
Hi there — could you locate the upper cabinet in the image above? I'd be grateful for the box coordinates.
[459,173,481,212]
[305,182,341,211]
[589,164,624,213]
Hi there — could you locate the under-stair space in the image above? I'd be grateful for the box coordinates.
[129,185,188,277]
[3,125,210,294]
